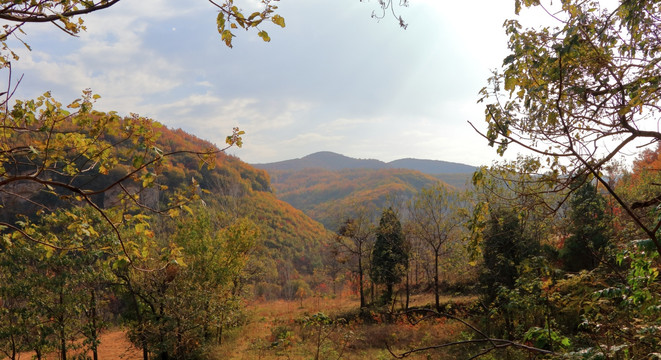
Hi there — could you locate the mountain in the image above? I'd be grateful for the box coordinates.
[387,158,477,174]
[251,152,477,228]
[5,121,332,283]
[253,151,477,189]
[152,128,333,278]
[253,151,385,171]
[254,151,477,173]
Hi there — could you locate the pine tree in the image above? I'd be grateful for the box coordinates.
[560,181,609,272]
[370,208,408,304]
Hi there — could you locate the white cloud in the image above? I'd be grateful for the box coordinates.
[5,0,529,167]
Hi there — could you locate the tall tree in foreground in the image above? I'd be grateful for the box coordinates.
[475,0,661,255]
[370,207,408,304]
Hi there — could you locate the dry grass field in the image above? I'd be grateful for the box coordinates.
[8,293,476,359]
[11,329,142,360]
[213,293,476,359]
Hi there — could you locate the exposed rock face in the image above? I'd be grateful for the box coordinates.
[0,180,42,211]
[102,183,159,209]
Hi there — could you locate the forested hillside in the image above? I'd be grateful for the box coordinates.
[149,127,331,281]
[267,167,453,229]
[2,117,330,279]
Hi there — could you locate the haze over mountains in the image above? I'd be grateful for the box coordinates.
[253,152,478,229]
[253,151,478,174]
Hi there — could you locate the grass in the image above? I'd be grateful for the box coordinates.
[6,292,477,360]
[213,292,479,359]
[10,328,142,360]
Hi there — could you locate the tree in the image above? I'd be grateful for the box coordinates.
[0,90,244,264]
[475,0,661,254]
[559,180,610,271]
[0,207,116,360]
[480,206,540,338]
[370,207,408,304]
[334,208,374,308]
[407,183,463,310]
[119,209,259,359]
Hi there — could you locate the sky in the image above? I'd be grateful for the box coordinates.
[6,0,533,166]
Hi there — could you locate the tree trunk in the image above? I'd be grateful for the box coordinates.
[9,333,16,360]
[358,254,365,308]
[121,274,149,360]
[405,262,410,310]
[434,250,440,311]
[415,258,419,288]
[385,283,393,304]
[60,325,66,360]
[90,289,99,360]
[370,282,375,304]
[59,289,67,360]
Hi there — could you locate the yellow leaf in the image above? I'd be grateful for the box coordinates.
[181,204,194,216]
[258,30,270,42]
[272,14,286,28]
[168,208,180,218]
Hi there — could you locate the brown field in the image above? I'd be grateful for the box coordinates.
[8,293,476,360]
[213,293,476,359]
[10,329,142,360]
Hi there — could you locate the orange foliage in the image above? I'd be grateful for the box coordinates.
[268,168,452,228]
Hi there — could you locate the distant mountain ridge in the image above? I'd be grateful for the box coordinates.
[252,151,477,174]
[252,152,478,229]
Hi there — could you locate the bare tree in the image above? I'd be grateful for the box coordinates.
[406,184,463,310]
[334,207,375,308]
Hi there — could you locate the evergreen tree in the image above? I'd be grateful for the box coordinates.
[480,207,538,304]
[370,208,408,304]
[560,181,609,272]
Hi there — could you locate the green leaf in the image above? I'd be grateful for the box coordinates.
[133,155,144,169]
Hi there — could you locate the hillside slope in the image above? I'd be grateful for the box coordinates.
[155,127,333,278]
[268,167,452,229]
[5,121,331,279]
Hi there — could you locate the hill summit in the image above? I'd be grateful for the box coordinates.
[252,151,477,174]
